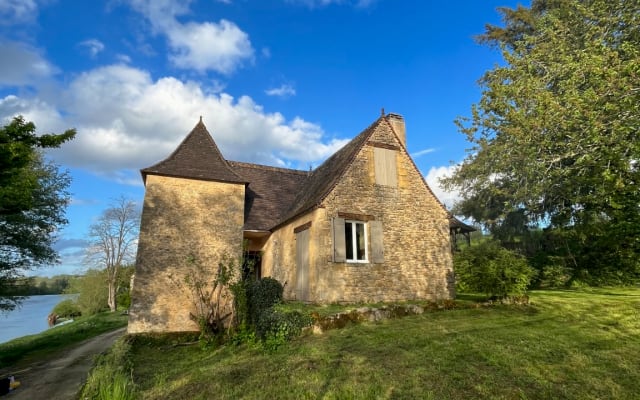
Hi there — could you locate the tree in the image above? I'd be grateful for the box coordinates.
[443,0,639,283]
[65,269,109,315]
[0,116,75,310]
[86,197,140,312]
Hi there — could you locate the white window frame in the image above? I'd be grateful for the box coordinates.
[345,220,368,263]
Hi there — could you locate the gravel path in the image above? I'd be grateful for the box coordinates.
[3,327,126,400]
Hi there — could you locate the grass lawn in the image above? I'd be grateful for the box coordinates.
[130,288,639,399]
[0,311,128,370]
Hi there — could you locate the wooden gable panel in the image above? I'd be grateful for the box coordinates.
[374,147,397,187]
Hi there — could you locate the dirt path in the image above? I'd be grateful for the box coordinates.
[4,327,126,400]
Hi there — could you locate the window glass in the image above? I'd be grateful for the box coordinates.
[345,221,354,260]
[344,220,367,262]
[355,223,366,260]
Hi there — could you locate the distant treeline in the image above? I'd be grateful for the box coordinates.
[0,275,78,296]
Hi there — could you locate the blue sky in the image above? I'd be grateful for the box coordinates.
[0,0,527,276]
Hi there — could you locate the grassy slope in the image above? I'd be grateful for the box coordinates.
[131,288,640,400]
[0,312,128,369]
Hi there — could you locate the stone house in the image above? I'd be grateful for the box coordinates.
[128,112,455,334]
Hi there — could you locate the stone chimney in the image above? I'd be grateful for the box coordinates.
[387,113,406,147]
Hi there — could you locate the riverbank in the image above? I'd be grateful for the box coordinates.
[0,312,127,369]
[0,294,74,344]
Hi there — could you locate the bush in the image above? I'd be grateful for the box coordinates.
[454,240,536,298]
[117,291,131,310]
[247,277,283,326]
[52,299,82,318]
[256,309,313,350]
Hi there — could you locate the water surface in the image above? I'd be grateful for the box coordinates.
[0,294,71,344]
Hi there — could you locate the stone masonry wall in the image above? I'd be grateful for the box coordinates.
[128,175,245,333]
[261,209,324,300]
[313,122,454,303]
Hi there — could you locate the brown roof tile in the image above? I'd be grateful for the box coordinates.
[141,120,246,184]
[228,161,309,231]
[274,117,383,228]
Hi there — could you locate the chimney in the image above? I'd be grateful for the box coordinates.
[386,113,406,147]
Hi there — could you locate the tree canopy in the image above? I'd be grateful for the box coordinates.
[444,0,639,284]
[0,116,76,310]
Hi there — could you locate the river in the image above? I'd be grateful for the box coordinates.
[0,294,72,344]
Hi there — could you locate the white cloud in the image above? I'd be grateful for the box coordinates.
[78,39,105,58]
[0,42,57,86]
[116,54,132,63]
[411,148,436,158]
[0,0,38,25]
[0,64,349,180]
[425,165,461,210]
[127,0,253,74]
[265,84,296,98]
[167,20,253,74]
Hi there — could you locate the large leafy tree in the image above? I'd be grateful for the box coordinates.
[0,116,76,310]
[86,197,139,312]
[444,0,639,283]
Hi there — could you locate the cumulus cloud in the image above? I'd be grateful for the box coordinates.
[127,0,253,74]
[0,64,349,180]
[0,0,38,25]
[78,39,105,58]
[425,165,461,210]
[265,84,296,98]
[0,42,57,86]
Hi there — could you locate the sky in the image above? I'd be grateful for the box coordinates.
[0,0,528,276]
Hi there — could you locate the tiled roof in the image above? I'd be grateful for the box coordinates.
[274,117,383,228]
[142,114,449,233]
[141,120,246,184]
[228,161,309,231]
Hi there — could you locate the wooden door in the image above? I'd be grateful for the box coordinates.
[295,228,310,301]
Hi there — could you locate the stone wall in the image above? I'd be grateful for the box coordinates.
[264,120,454,304]
[318,122,454,302]
[261,208,324,300]
[128,175,245,334]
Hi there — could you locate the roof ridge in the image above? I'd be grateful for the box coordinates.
[227,160,309,175]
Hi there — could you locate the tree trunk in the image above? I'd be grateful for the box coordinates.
[108,281,117,312]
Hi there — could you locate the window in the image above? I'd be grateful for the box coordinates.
[333,217,384,264]
[374,147,397,187]
[345,220,367,262]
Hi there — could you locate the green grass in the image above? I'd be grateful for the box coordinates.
[0,311,128,369]
[128,288,639,399]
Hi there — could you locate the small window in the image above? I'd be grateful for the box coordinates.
[345,221,367,262]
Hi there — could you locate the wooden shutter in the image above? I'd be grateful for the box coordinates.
[332,217,346,262]
[374,147,397,187]
[385,150,397,187]
[370,220,384,263]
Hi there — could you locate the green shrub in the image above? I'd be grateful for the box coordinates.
[52,299,81,318]
[454,240,536,298]
[117,291,131,309]
[256,309,313,350]
[247,277,283,326]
